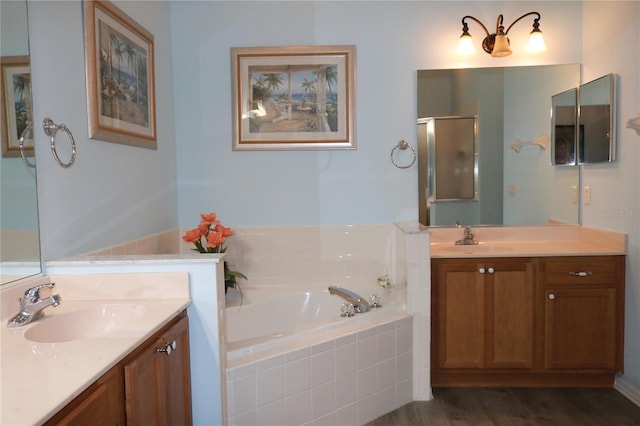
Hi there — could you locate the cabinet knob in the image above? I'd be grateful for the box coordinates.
[479,268,485,274]
[488,267,495,274]
[548,294,555,300]
[157,340,177,356]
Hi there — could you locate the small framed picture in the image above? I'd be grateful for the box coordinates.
[83,0,156,149]
[231,45,356,151]
[1,56,33,158]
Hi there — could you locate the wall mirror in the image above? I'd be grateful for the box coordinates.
[578,73,616,164]
[0,0,41,285]
[418,64,581,227]
[551,88,578,166]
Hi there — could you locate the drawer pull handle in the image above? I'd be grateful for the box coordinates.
[548,293,555,300]
[569,271,593,277]
[157,340,177,356]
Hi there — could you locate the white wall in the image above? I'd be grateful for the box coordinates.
[581,1,640,399]
[27,0,179,261]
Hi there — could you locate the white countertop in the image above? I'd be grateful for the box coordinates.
[430,240,625,258]
[0,272,191,426]
[428,225,626,258]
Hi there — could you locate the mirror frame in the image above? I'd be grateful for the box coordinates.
[578,73,616,164]
[551,88,578,166]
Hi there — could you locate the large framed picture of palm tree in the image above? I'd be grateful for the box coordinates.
[231,45,356,150]
[1,56,33,158]
[83,0,156,149]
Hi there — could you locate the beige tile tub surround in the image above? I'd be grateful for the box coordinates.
[429,225,626,257]
[0,272,190,425]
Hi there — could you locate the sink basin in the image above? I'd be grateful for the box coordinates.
[24,303,145,343]
[435,243,513,253]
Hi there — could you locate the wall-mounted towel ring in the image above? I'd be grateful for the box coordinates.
[42,118,76,168]
[391,140,416,169]
[18,123,36,169]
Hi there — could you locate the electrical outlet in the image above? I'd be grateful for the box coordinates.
[584,186,591,205]
[571,186,578,204]
[508,184,516,196]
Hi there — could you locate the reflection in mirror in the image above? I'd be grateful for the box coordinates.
[0,0,41,285]
[418,116,478,226]
[418,64,581,227]
[551,88,578,166]
[579,74,616,164]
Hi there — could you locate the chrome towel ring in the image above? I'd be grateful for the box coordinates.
[18,123,35,169]
[390,140,416,169]
[42,118,76,168]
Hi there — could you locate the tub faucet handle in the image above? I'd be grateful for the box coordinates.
[340,303,355,317]
[370,294,382,308]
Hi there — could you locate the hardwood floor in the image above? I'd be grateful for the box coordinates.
[366,388,640,425]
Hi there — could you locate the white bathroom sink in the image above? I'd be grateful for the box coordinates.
[24,303,146,343]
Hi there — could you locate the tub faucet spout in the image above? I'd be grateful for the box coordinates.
[328,286,370,313]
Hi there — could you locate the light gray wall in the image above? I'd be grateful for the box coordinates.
[171,1,583,228]
[581,1,640,396]
[28,0,178,261]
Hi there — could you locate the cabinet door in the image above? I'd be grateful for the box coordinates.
[124,336,166,425]
[544,287,617,370]
[124,315,192,425]
[45,366,125,426]
[164,315,193,426]
[433,260,485,369]
[485,260,535,369]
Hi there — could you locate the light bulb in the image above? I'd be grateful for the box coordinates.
[456,34,476,56]
[527,31,547,53]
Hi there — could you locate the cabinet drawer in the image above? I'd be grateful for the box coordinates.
[543,257,620,286]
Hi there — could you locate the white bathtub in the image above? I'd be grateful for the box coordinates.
[225,283,407,364]
[225,284,413,425]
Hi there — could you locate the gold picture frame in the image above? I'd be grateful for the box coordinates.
[231,45,356,151]
[1,55,33,158]
[83,0,156,149]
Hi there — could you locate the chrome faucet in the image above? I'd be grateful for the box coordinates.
[328,286,370,313]
[455,225,478,245]
[7,282,61,327]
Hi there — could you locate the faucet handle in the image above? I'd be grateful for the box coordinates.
[340,303,355,317]
[24,282,56,301]
[370,294,382,308]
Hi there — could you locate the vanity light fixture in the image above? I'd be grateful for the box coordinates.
[456,12,547,57]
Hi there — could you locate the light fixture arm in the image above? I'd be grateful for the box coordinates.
[461,15,490,38]
[504,11,541,35]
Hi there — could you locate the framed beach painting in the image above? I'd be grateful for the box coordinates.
[83,0,156,149]
[231,45,356,151]
[1,56,33,158]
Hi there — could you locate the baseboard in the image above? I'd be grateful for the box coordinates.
[614,376,640,408]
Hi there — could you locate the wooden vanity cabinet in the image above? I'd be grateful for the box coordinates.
[431,255,625,387]
[431,258,535,379]
[45,311,192,425]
